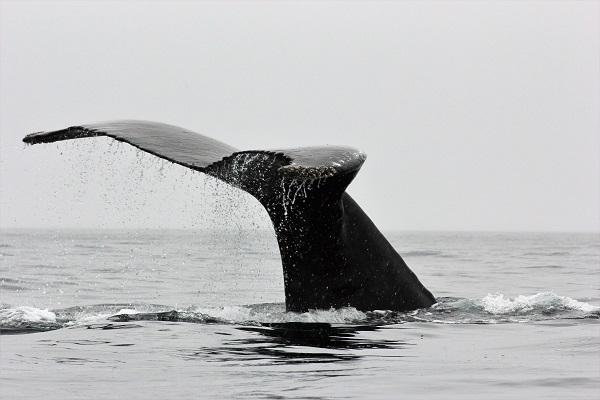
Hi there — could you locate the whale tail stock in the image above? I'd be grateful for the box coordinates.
[23,120,436,312]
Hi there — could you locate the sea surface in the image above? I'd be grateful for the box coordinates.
[1,229,599,399]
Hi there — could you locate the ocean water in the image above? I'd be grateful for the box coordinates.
[1,229,598,399]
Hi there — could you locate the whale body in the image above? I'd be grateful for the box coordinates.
[23,121,436,312]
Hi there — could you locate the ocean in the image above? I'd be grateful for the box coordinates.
[1,229,598,399]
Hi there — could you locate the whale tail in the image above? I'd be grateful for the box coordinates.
[23,120,435,312]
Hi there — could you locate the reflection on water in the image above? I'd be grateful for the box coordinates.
[242,323,402,350]
[180,322,409,365]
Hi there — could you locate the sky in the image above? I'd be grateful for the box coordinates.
[0,1,598,232]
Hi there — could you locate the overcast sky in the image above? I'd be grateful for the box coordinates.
[1,1,598,232]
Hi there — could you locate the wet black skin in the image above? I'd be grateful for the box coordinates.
[24,121,436,312]
[208,153,435,312]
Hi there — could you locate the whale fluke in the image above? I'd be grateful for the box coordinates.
[23,121,239,170]
[23,120,436,312]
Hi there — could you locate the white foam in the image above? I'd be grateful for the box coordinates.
[562,296,600,313]
[195,305,254,322]
[0,306,57,323]
[116,308,140,315]
[193,305,367,324]
[66,312,114,326]
[481,292,599,315]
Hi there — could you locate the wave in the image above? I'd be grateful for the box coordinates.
[0,306,61,334]
[403,250,454,258]
[1,292,598,334]
[480,292,598,314]
[523,265,564,269]
[422,292,599,324]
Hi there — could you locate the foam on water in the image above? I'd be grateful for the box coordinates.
[193,304,368,324]
[480,292,599,315]
[0,306,57,323]
[0,306,61,333]
[1,292,598,334]
[115,308,141,315]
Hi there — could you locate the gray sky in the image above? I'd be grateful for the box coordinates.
[1,1,598,232]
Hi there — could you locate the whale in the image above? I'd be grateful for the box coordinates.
[23,120,436,312]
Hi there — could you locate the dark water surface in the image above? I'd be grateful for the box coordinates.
[1,230,599,399]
